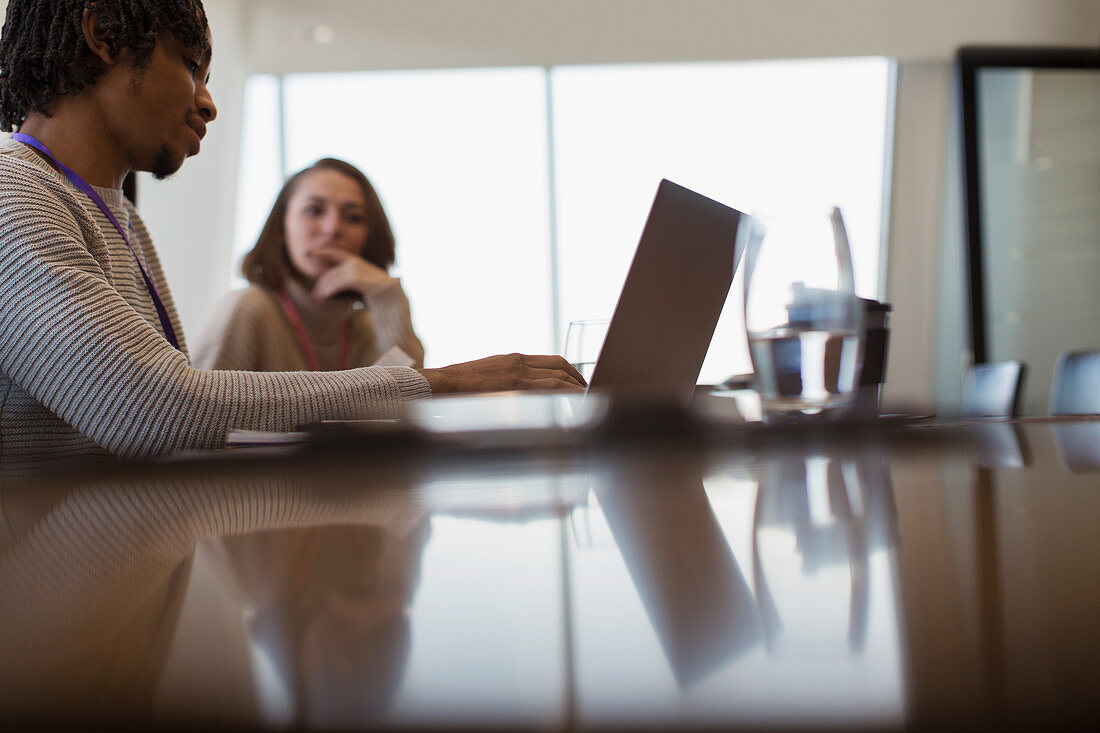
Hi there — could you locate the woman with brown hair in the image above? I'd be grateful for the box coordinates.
[195,158,424,372]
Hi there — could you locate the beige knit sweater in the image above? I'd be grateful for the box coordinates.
[0,138,431,461]
[193,279,425,373]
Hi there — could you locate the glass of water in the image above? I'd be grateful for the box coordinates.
[564,319,610,382]
[742,208,864,421]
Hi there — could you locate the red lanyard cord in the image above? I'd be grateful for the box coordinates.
[278,290,350,371]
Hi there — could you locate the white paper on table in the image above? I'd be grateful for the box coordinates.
[372,346,416,368]
[224,429,308,447]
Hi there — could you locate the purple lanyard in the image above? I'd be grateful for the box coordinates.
[12,132,181,351]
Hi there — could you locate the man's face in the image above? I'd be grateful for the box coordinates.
[105,30,216,179]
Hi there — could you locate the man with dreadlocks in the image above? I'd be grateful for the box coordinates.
[0,0,583,461]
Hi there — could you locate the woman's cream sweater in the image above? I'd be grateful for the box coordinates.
[194,279,425,373]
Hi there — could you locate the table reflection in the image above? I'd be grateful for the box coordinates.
[969,423,1033,469]
[1052,421,1100,473]
[592,455,761,689]
[0,466,455,729]
[222,521,429,728]
[0,477,192,725]
[752,449,897,657]
[3,416,1098,730]
[570,444,905,729]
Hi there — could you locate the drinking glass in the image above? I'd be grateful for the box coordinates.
[742,207,864,420]
[564,319,610,382]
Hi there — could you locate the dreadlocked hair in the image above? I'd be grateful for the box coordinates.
[0,0,209,131]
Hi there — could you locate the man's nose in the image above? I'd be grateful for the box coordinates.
[197,82,217,122]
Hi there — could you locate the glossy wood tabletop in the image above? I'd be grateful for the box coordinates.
[1,400,1098,730]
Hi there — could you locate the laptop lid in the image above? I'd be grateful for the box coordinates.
[588,179,745,403]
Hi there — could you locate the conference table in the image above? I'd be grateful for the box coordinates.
[1,391,1098,730]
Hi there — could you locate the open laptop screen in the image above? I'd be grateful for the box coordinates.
[588,180,745,403]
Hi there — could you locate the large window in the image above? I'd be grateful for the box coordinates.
[235,58,894,378]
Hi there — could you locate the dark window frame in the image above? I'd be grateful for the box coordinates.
[956,45,1100,363]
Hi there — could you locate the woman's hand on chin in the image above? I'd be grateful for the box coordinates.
[310,247,396,302]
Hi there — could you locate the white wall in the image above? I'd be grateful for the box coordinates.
[882,61,956,409]
[244,0,1100,71]
[138,0,251,341]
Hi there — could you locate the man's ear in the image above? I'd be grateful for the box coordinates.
[81,7,117,66]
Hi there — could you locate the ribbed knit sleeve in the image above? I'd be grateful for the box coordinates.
[0,145,431,460]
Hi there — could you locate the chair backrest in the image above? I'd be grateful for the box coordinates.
[1049,349,1100,415]
[961,360,1027,417]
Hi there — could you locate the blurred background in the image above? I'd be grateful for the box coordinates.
[2,0,1097,411]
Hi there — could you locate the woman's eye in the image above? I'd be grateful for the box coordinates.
[344,213,366,225]
[303,205,324,216]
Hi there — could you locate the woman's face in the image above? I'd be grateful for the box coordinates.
[283,169,370,282]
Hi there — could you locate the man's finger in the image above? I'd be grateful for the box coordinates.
[524,364,586,389]
[527,377,586,393]
[520,355,587,386]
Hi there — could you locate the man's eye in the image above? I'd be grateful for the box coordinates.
[183,57,200,74]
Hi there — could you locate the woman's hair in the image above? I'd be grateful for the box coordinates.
[0,0,210,131]
[241,158,396,291]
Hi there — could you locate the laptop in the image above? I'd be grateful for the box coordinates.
[587,179,745,404]
[284,179,744,446]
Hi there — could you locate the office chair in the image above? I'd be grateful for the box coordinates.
[961,360,1027,418]
[1049,349,1100,415]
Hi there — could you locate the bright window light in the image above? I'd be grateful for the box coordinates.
[233,58,894,377]
[281,68,553,367]
[232,74,283,287]
[551,58,893,383]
